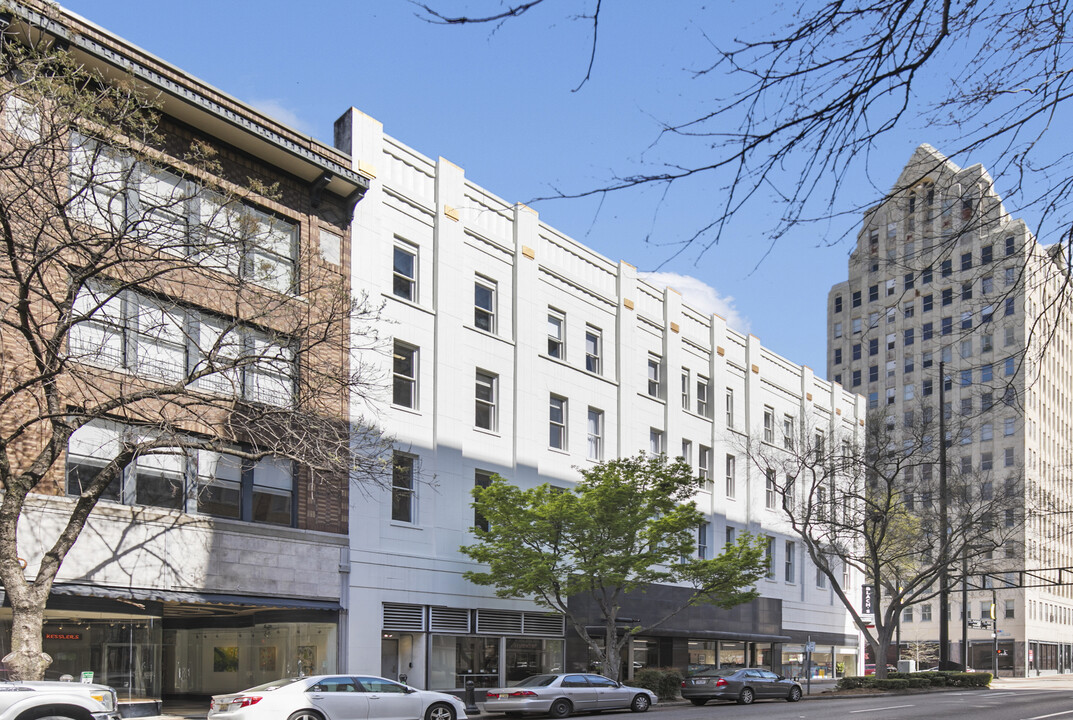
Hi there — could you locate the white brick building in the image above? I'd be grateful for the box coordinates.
[337,109,864,690]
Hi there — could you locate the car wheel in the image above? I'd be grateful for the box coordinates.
[787,686,802,702]
[426,703,457,720]
[688,699,708,707]
[288,712,325,720]
[629,694,650,713]
[548,698,573,718]
[737,687,754,705]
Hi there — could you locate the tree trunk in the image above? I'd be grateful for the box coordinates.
[872,627,894,680]
[603,617,622,681]
[2,590,51,680]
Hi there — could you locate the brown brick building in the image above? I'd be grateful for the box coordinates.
[0,1,371,705]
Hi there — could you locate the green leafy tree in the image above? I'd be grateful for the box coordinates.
[462,453,769,681]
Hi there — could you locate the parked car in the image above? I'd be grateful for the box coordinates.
[481,673,656,717]
[680,668,802,705]
[208,675,468,720]
[863,664,899,675]
[0,679,120,720]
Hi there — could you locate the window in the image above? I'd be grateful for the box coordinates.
[697,376,710,416]
[725,388,734,428]
[869,284,879,302]
[903,607,913,623]
[852,317,862,334]
[1004,326,1015,346]
[1004,417,1015,436]
[982,244,993,264]
[783,414,795,450]
[765,469,777,509]
[547,309,565,359]
[834,295,843,313]
[922,322,933,341]
[585,326,602,374]
[923,378,933,396]
[726,525,736,545]
[681,439,692,466]
[834,348,843,365]
[981,364,993,382]
[961,311,972,330]
[833,322,842,338]
[549,396,567,449]
[869,338,878,356]
[785,541,796,583]
[475,371,498,430]
[1005,356,1016,376]
[886,332,896,350]
[941,259,952,277]
[868,365,878,383]
[923,267,933,284]
[1005,447,1015,466]
[982,275,993,294]
[393,342,418,409]
[474,277,496,332]
[904,303,915,318]
[698,523,710,559]
[392,453,416,523]
[393,243,417,301]
[649,428,663,456]
[960,339,973,359]
[724,453,735,498]
[699,445,712,487]
[886,278,896,296]
[763,407,775,443]
[647,354,662,397]
[852,290,861,307]
[961,369,972,386]
[681,368,691,410]
[922,294,933,312]
[1005,297,1015,316]
[852,369,861,387]
[474,471,493,532]
[923,351,933,368]
[942,288,952,306]
[1005,267,1016,287]
[817,566,827,589]
[764,536,775,579]
[961,252,973,271]
[1005,600,1015,619]
[853,343,862,361]
[942,316,952,335]
[1006,236,1016,256]
[904,273,914,291]
[904,328,915,346]
[587,408,603,461]
[982,333,993,352]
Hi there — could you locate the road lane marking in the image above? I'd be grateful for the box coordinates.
[1023,710,1073,720]
[849,705,915,714]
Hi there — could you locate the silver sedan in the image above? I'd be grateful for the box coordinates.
[481,673,656,718]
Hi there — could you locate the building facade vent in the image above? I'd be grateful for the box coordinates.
[382,603,426,631]
[429,606,471,633]
[522,612,565,636]
[476,609,523,635]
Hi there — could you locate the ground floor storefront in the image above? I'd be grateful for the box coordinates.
[380,602,567,691]
[0,585,341,705]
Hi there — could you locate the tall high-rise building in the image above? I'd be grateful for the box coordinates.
[827,144,1073,676]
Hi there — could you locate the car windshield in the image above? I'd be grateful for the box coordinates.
[514,675,559,687]
[240,679,302,693]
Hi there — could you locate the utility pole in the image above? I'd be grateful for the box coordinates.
[961,549,968,668]
[938,360,950,669]
[992,590,998,677]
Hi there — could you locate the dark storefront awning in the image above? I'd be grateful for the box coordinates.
[49,583,341,612]
[585,626,792,643]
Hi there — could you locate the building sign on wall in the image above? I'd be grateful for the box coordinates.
[861,585,876,625]
[44,633,82,641]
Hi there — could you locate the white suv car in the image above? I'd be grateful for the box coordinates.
[0,680,120,720]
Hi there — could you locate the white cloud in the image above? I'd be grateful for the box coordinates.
[246,98,314,136]
[638,271,750,334]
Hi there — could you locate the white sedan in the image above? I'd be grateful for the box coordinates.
[208,675,468,720]
[481,674,655,717]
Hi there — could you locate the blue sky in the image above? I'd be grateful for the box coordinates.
[59,0,988,375]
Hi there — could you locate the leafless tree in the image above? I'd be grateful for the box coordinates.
[742,408,1026,679]
[417,1,1073,259]
[0,28,388,679]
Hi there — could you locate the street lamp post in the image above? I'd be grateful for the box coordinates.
[938,361,950,668]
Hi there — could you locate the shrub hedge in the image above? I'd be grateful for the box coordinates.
[631,668,683,701]
[836,670,991,691]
